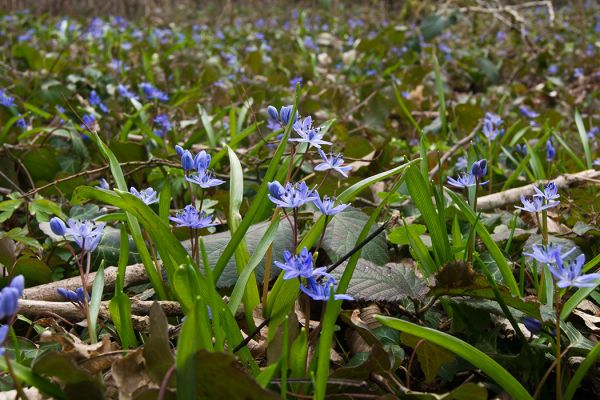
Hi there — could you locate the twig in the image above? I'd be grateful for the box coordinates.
[476,169,600,210]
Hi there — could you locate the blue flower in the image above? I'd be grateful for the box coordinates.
[139,82,169,102]
[175,146,211,172]
[267,181,319,209]
[515,144,527,155]
[89,90,109,113]
[289,76,303,88]
[50,216,67,236]
[313,195,350,216]
[0,325,8,356]
[169,205,216,229]
[482,112,504,141]
[533,182,559,202]
[300,274,353,301]
[185,169,225,189]
[81,114,97,130]
[97,178,110,190]
[153,113,171,136]
[290,116,332,149]
[515,196,559,213]
[117,84,139,100]
[314,149,352,178]
[279,105,298,125]
[52,219,105,253]
[274,248,314,280]
[523,317,542,334]
[519,105,539,120]
[15,117,27,129]
[470,159,487,179]
[130,187,159,205]
[524,243,575,264]
[267,105,278,121]
[455,156,468,170]
[0,275,24,320]
[57,287,87,306]
[546,139,556,161]
[447,173,476,188]
[548,254,600,289]
[193,150,211,171]
[0,89,15,108]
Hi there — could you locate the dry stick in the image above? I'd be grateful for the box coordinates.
[476,169,600,210]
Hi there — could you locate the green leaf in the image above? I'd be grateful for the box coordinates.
[574,110,593,169]
[0,357,65,399]
[330,260,427,302]
[445,189,520,295]
[144,303,176,385]
[0,199,24,223]
[321,208,389,265]
[401,333,454,383]
[563,340,600,400]
[12,256,52,285]
[388,224,427,246]
[376,316,533,400]
[88,263,104,343]
[405,166,451,265]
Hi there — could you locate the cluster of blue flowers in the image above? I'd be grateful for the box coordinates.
[447,159,488,189]
[265,105,354,301]
[274,248,352,301]
[0,88,27,130]
[50,217,106,253]
[57,287,87,308]
[482,112,504,141]
[0,275,24,355]
[170,146,224,228]
[515,182,559,213]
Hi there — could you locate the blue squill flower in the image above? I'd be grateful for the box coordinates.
[0,275,24,320]
[15,117,27,129]
[54,219,105,253]
[515,144,527,155]
[57,287,87,306]
[290,116,332,149]
[140,82,169,102]
[455,157,468,170]
[289,76,303,88]
[50,217,67,236]
[519,105,539,120]
[193,150,211,171]
[524,243,575,264]
[117,84,139,100]
[153,113,171,136]
[169,205,216,229]
[314,149,352,177]
[279,105,298,125]
[81,114,97,130]
[301,274,353,301]
[548,254,600,289]
[0,89,15,108]
[97,178,110,190]
[185,169,225,189]
[313,195,350,216]
[267,181,319,209]
[523,317,542,334]
[482,112,504,141]
[447,173,476,188]
[546,139,556,161]
[89,90,109,113]
[274,248,314,279]
[515,196,559,212]
[533,182,559,201]
[0,325,8,356]
[130,187,159,205]
[470,159,487,179]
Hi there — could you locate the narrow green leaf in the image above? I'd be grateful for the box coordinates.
[574,110,593,169]
[376,316,532,400]
[89,263,104,342]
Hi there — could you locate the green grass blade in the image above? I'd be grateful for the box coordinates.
[88,262,104,342]
[432,53,447,138]
[198,104,217,147]
[446,189,520,295]
[376,315,532,400]
[563,340,600,400]
[574,110,593,169]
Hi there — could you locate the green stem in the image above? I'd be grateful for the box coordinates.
[555,291,562,400]
[3,353,28,400]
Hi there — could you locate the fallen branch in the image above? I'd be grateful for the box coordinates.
[22,264,150,301]
[18,299,182,320]
[476,169,600,210]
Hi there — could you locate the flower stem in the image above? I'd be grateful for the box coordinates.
[3,352,28,400]
[555,291,563,400]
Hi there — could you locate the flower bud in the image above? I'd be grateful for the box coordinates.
[523,317,542,334]
[194,150,211,171]
[9,275,24,297]
[470,159,487,179]
[50,217,67,236]
[175,145,184,157]
[181,150,194,171]
[267,105,278,121]
[267,181,284,199]
[279,105,297,125]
